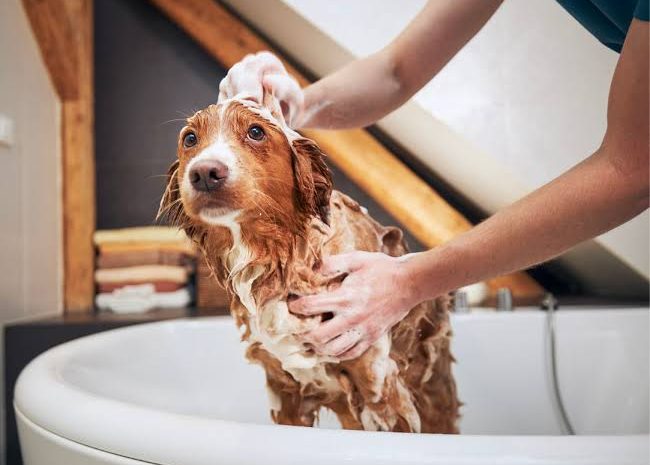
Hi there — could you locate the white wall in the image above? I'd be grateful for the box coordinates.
[0,0,62,318]
[226,0,649,292]
[0,0,63,461]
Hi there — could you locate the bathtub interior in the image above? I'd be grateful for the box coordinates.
[57,309,649,436]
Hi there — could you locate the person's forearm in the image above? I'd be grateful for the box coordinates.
[402,145,649,302]
[298,0,503,129]
[298,52,401,129]
[403,19,649,302]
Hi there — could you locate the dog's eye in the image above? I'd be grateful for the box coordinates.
[247,125,265,141]
[183,132,197,148]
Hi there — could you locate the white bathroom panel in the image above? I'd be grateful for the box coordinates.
[555,309,650,435]
[452,312,561,435]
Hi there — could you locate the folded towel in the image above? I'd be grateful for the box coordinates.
[95,265,188,284]
[93,226,190,245]
[96,249,193,269]
[97,242,196,256]
[95,284,191,314]
[97,281,184,293]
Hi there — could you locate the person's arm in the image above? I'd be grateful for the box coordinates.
[298,0,503,129]
[289,19,649,360]
[218,0,503,129]
[406,18,649,299]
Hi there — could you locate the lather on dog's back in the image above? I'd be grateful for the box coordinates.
[159,87,460,432]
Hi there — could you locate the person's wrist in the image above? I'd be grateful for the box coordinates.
[298,86,329,129]
[294,100,318,129]
[289,105,306,129]
[395,253,429,306]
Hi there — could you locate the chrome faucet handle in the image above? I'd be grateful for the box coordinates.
[496,287,513,311]
[454,290,470,313]
[540,292,559,311]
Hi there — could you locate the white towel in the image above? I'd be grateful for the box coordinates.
[95,284,191,314]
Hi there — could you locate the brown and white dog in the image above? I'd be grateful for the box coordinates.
[159,89,460,433]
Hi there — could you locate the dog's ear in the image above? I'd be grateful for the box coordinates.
[157,159,203,241]
[290,138,333,225]
[380,226,408,256]
[157,159,181,222]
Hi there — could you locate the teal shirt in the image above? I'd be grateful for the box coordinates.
[556,0,649,52]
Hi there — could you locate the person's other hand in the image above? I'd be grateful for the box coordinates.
[218,51,304,127]
[288,251,421,360]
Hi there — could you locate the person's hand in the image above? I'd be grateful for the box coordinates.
[218,51,304,127]
[288,251,422,360]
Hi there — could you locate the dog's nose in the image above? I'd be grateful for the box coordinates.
[189,160,229,192]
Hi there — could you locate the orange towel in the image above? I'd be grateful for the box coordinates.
[94,226,196,256]
[97,249,193,269]
[95,265,188,284]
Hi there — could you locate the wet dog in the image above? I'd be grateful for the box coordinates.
[159,90,459,432]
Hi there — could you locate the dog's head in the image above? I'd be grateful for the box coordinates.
[159,94,332,243]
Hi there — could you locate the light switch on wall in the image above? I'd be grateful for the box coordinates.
[0,113,15,147]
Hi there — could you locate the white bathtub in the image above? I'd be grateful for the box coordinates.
[15,308,649,465]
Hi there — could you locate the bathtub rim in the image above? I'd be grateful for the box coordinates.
[14,312,650,465]
[16,408,152,465]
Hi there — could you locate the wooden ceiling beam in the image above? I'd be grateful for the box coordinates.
[150,0,545,304]
[22,0,81,100]
[22,0,95,312]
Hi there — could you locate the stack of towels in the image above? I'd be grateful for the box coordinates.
[94,227,195,313]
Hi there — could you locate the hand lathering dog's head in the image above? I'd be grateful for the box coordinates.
[159,95,332,241]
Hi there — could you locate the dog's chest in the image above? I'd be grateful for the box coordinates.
[229,258,340,391]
